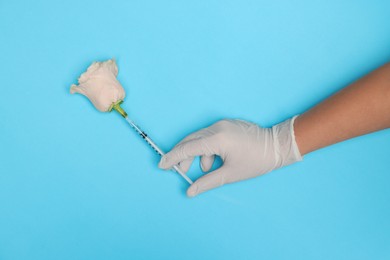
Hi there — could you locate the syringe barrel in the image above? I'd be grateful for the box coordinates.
[124,116,193,184]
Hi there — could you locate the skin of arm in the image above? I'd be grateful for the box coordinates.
[294,62,390,155]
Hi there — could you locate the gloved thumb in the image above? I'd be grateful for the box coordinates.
[187,167,229,197]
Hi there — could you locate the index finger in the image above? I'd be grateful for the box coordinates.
[158,137,215,169]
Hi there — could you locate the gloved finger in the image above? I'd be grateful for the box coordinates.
[200,155,215,172]
[159,138,215,170]
[178,157,194,173]
[173,128,210,147]
[159,130,207,171]
[187,167,228,197]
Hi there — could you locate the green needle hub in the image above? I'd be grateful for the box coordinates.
[109,100,128,118]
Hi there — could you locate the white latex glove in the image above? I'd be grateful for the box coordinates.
[158,116,303,197]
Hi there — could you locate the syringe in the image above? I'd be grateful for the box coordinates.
[111,102,193,184]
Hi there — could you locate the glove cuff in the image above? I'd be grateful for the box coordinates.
[272,115,303,167]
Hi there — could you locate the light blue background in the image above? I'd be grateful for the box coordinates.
[0,0,389,259]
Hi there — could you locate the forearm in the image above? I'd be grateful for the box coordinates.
[294,63,390,155]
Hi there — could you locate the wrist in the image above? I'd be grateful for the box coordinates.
[272,116,303,167]
[293,114,313,155]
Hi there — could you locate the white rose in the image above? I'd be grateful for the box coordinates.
[70,59,126,112]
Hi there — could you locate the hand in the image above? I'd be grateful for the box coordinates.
[158,117,302,197]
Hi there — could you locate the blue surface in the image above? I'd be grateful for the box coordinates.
[1,0,390,259]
